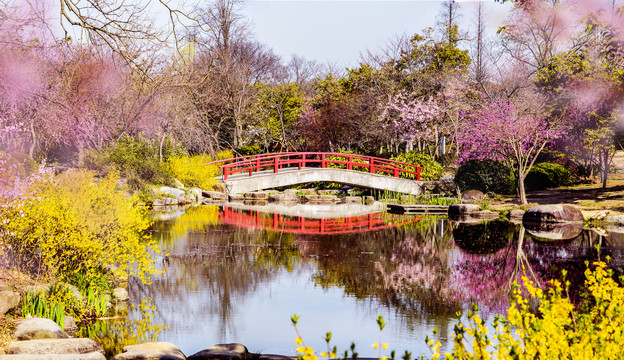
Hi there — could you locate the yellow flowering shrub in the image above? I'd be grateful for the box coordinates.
[166,154,217,190]
[1,170,159,284]
[429,260,624,360]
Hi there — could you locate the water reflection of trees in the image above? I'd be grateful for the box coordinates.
[305,218,462,332]
[134,212,302,340]
[452,220,624,312]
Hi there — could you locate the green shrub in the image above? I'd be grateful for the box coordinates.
[455,159,516,195]
[83,136,177,189]
[392,151,444,181]
[166,154,218,190]
[525,162,573,191]
[236,144,263,156]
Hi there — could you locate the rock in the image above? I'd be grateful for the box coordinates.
[243,192,268,200]
[0,281,11,291]
[202,199,224,205]
[448,204,481,218]
[7,338,102,355]
[461,190,484,201]
[300,195,337,204]
[508,210,525,221]
[243,200,268,206]
[113,288,129,302]
[188,351,240,360]
[523,204,584,223]
[604,215,624,224]
[158,186,186,200]
[525,222,584,240]
[0,291,20,315]
[470,210,499,219]
[14,318,69,340]
[113,342,186,360]
[258,355,296,360]
[173,179,185,189]
[228,194,244,202]
[190,188,203,203]
[63,317,77,337]
[152,199,165,207]
[284,189,299,196]
[339,196,361,204]
[206,345,246,355]
[163,197,178,206]
[317,190,342,195]
[269,192,299,203]
[0,352,106,359]
[364,196,375,205]
[202,191,226,201]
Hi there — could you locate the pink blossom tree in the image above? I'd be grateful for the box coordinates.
[381,92,441,153]
[457,98,561,204]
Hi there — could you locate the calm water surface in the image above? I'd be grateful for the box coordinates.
[117,204,624,358]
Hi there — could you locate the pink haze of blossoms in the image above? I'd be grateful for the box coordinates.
[381,92,441,148]
[456,98,561,166]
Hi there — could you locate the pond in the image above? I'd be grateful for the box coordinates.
[95,203,624,358]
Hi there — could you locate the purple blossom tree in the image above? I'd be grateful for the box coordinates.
[457,98,561,204]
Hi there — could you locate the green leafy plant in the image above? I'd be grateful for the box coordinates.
[391,151,443,181]
[524,162,573,191]
[455,159,516,195]
[22,290,66,328]
[83,135,178,189]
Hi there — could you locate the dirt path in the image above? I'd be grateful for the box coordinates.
[489,151,624,217]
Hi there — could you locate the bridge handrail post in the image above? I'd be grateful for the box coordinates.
[300,154,306,170]
[256,158,260,173]
[322,153,326,168]
[417,167,421,181]
[347,155,352,170]
[274,156,279,173]
[224,167,229,180]
[369,158,375,173]
[394,167,399,177]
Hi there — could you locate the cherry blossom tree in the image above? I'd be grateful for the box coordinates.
[457,98,561,204]
[381,92,441,153]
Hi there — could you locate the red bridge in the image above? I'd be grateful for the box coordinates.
[219,205,421,234]
[207,152,424,195]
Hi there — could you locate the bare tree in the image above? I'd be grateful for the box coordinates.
[471,2,489,85]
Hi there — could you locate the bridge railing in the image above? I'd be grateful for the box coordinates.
[205,152,423,181]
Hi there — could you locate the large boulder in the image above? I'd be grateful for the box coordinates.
[523,205,584,223]
[14,318,69,340]
[188,344,248,360]
[507,209,525,221]
[0,291,20,315]
[228,194,244,202]
[7,338,103,355]
[189,188,203,203]
[461,190,485,202]
[113,342,186,360]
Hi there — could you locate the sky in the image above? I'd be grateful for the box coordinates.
[241,0,513,68]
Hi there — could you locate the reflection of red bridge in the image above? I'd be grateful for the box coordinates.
[219,206,420,234]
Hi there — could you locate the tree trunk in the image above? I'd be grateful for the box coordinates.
[602,149,609,189]
[159,133,166,163]
[518,164,527,205]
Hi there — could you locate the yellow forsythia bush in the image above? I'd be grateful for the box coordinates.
[166,154,217,190]
[428,260,624,359]
[1,170,159,283]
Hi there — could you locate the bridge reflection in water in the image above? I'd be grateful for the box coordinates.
[218,205,421,234]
